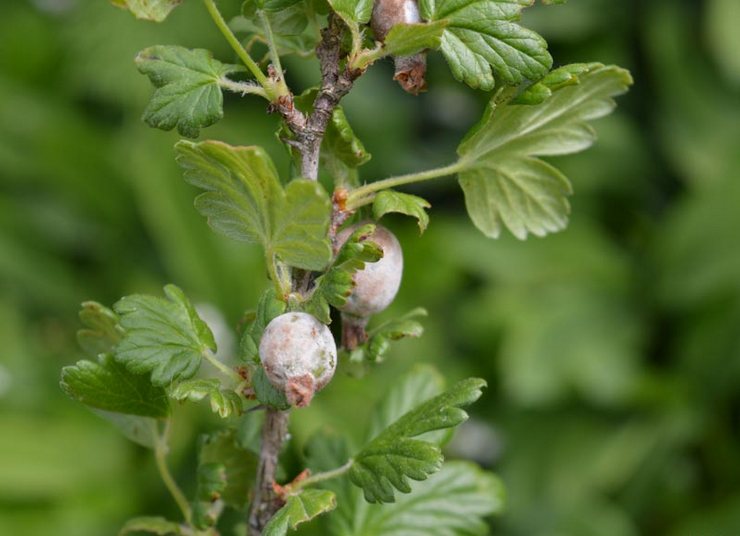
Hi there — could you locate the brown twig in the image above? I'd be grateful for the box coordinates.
[247,15,364,536]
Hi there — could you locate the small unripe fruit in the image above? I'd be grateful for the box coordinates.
[337,223,404,318]
[259,312,337,407]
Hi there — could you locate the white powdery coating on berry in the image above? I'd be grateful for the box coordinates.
[337,223,404,317]
[259,312,337,406]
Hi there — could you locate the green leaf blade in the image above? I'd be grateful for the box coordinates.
[456,64,633,239]
[350,377,486,503]
[61,355,170,418]
[373,191,431,233]
[170,379,243,418]
[422,0,552,91]
[382,21,448,57]
[264,489,337,536]
[136,46,242,138]
[113,285,216,386]
[118,516,182,535]
[111,0,183,22]
[176,140,331,270]
[328,0,373,25]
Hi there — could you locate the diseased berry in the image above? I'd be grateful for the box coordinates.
[337,223,404,318]
[371,0,428,95]
[259,312,337,407]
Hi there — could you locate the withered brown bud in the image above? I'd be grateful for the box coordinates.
[371,0,428,95]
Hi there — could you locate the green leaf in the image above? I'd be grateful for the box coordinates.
[304,223,383,324]
[421,0,551,90]
[170,379,243,418]
[349,377,486,503]
[111,0,183,22]
[118,516,182,535]
[240,288,287,362]
[231,7,319,58]
[345,308,426,365]
[136,46,243,138]
[263,489,337,536]
[61,354,170,418]
[367,364,444,439]
[113,284,216,386]
[381,21,448,58]
[76,301,124,357]
[192,462,227,529]
[200,430,259,509]
[328,0,373,25]
[372,190,431,233]
[322,107,371,186]
[252,366,291,410]
[512,63,593,105]
[175,140,332,270]
[343,462,505,536]
[95,412,160,449]
[456,64,632,239]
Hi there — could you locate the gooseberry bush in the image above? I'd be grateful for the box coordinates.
[60,0,631,534]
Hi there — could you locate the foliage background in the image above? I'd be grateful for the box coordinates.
[1,0,739,534]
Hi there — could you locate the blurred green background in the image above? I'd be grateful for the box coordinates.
[2,0,740,534]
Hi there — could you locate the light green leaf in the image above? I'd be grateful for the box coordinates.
[456,64,632,239]
[113,284,216,386]
[200,429,259,509]
[136,46,244,138]
[346,308,427,365]
[381,21,448,57]
[345,462,505,536]
[373,190,431,233]
[421,0,551,90]
[263,489,337,536]
[61,354,170,418]
[111,0,182,22]
[95,412,159,449]
[304,223,383,324]
[76,301,124,358]
[192,462,227,529]
[328,0,373,24]
[170,379,242,418]
[175,140,332,270]
[512,63,593,105]
[118,516,182,535]
[349,377,486,503]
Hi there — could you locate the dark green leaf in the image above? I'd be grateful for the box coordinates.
[304,224,383,324]
[192,462,227,529]
[381,21,447,57]
[512,63,593,105]
[170,379,243,418]
[136,46,243,138]
[61,354,169,418]
[456,64,632,239]
[421,0,551,90]
[113,284,216,386]
[263,489,337,536]
[200,429,259,509]
[175,140,332,270]
[349,377,486,503]
[372,190,431,233]
[118,516,182,535]
[76,301,124,357]
[111,0,182,22]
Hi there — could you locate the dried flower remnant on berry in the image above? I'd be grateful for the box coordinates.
[371,0,428,95]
